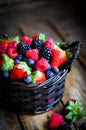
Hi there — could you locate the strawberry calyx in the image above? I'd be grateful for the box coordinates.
[65,100,86,123]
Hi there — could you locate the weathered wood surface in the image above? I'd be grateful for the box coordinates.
[0,1,86,129]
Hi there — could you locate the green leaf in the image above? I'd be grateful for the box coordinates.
[66,112,73,120]
[69,101,75,107]
[54,42,61,49]
[66,106,73,110]
[72,116,77,123]
[3,34,8,40]
[12,36,20,43]
[39,33,46,42]
[65,51,72,59]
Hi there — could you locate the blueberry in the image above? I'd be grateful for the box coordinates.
[46,70,54,79]
[26,59,35,67]
[15,59,20,64]
[47,64,51,70]
[24,75,32,84]
[80,122,86,130]
[2,71,9,78]
[17,54,23,60]
[52,67,59,74]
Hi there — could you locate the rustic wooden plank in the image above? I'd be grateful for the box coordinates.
[49,20,86,68]
[0,111,21,130]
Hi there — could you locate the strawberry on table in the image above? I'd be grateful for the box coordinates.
[65,99,86,123]
[51,48,67,67]
[49,113,65,130]
[10,62,31,80]
[31,70,46,83]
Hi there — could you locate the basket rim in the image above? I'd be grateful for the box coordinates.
[0,69,68,89]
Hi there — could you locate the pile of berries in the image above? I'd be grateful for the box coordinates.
[0,34,72,84]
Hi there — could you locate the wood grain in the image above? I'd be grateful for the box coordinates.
[17,23,86,130]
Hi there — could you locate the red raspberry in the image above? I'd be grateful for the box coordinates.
[26,49,39,61]
[49,113,65,130]
[51,49,67,67]
[7,48,18,59]
[45,39,55,50]
[21,36,32,44]
[35,58,48,72]
[8,40,18,49]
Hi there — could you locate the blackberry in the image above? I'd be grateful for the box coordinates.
[17,42,31,55]
[41,46,52,61]
[56,124,72,130]
[31,38,43,49]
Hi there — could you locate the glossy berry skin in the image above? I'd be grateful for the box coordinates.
[14,59,20,64]
[24,75,32,84]
[7,48,18,59]
[46,70,54,79]
[21,36,32,45]
[8,40,18,49]
[56,124,72,130]
[31,38,43,49]
[26,58,35,67]
[52,67,59,74]
[17,54,23,61]
[2,71,9,78]
[80,122,86,130]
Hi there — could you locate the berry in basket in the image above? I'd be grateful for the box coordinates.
[0,33,73,83]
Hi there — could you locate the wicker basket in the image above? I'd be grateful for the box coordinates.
[0,41,82,114]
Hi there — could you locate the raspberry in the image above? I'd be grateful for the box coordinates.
[35,58,48,72]
[21,36,32,44]
[51,49,67,67]
[45,39,55,50]
[49,113,65,130]
[26,49,39,61]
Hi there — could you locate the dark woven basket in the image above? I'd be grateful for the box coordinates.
[0,41,82,114]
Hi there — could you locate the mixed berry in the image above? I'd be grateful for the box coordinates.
[0,33,72,84]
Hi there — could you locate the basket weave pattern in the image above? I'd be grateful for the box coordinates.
[0,41,82,114]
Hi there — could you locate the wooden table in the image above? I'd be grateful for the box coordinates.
[0,1,86,130]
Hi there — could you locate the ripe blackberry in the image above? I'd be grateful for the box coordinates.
[41,46,52,61]
[17,42,31,55]
[31,38,43,49]
[56,124,72,130]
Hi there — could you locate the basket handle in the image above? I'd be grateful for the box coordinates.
[68,41,82,64]
[64,41,82,72]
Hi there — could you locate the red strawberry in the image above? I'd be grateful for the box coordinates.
[21,36,32,45]
[51,49,67,67]
[7,48,18,59]
[49,113,65,130]
[0,40,10,56]
[35,58,48,72]
[10,62,31,80]
[32,34,39,39]
[45,39,55,50]
[26,49,39,61]
[32,70,46,83]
